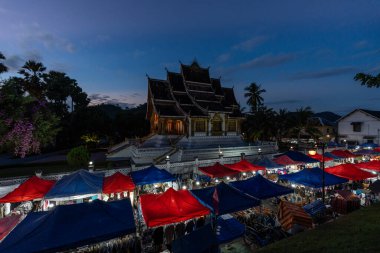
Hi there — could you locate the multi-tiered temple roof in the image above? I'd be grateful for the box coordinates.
[147,61,242,119]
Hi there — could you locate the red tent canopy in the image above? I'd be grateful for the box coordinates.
[331,150,356,158]
[140,188,210,227]
[0,176,55,203]
[355,161,380,172]
[307,154,333,162]
[224,159,265,172]
[0,214,22,241]
[103,172,135,194]
[198,162,239,178]
[325,163,376,180]
[273,155,303,166]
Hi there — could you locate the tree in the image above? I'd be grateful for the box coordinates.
[243,106,276,142]
[274,108,291,142]
[18,60,46,99]
[289,106,321,144]
[354,72,380,88]
[67,146,90,168]
[0,77,60,157]
[0,52,8,75]
[244,82,266,113]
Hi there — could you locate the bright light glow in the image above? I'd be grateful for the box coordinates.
[166,155,170,159]
[48,203,55,208]
[196,181,200,186]
[89,199,93,202]
[372,171,377,175]
[89,161,93,165]
[182,185,187,190]
[291,184,296,188]
[258,148,262,152]
[308,150,317,156]
[215,179,219,183]
[219,151,223,154]
[226,176,230,180]
[242,172,247,176]
[154,184,159,188]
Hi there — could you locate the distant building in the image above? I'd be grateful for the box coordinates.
[309,111,341,141]
[146,61,244,136]
[337,109,380,145]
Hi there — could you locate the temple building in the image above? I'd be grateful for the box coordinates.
[146,61,244,136]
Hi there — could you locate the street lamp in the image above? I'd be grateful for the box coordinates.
[310,143,326,202]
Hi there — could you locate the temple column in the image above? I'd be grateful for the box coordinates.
[188,118,192,136]
[208,119,212,136]
[222,114,226,136]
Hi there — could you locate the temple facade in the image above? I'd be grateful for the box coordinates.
[146,61,244,137]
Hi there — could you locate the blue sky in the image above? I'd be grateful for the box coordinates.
[0,0,379,115]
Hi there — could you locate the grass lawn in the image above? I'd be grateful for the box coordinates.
[258,203,380,253]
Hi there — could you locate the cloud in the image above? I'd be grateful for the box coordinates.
[240,53,296,68]
[89,93,137,109]
[4,55,24,71]
[352,48,380,58]
[354,40,369,49]
[16,23,75,53]
[216,53,231,63]
[132,49,146,59]
[288,66,358,80]
[233,36,268,51]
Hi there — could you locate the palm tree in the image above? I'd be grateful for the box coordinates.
[354,72,380,88]
[0,52,8,75]
[244,82,266,113]
[290,106,321,144]
[274,108,290,142]
[18,60,46,99]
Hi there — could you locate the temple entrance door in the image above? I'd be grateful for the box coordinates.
[211,114,223,136]
[175,120,184,135]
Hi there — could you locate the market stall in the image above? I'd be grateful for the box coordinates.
[331,190,360,214]
[279,167,348,188]
[216,214,245,244]
[172,224,218,253]
[356,161,380,172]
[0,176,55,203]
[130,165,175,186]
[140,188,210,228]
[224,159,265,173]
[0,199,136,253]
[230,174,293,200]
[277,201,312,234]
[198,162,239,179]
[191,182,260,215]
[44,170,104,204]
[325,163,376,181]
[0,214,22,241]
[103,172,135,202]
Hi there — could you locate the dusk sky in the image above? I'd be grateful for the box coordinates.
[1,0,380,115]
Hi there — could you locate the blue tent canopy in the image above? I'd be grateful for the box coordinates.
[191,182,260,215]
[0,199,136,253]
[282,151,319,163]
[230,174,293,199]
[279,167,348,188]
[216,215,245,244]
[45,169,104,199]
[172,224,218,253]
[130,165,175,186]
[303,200,326,217]
[360,142,379,149]
[253,157,282,169]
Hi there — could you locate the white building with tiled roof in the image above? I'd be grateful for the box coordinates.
[337,109,380,145]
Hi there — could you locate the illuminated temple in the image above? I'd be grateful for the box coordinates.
[146,61,244,136]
